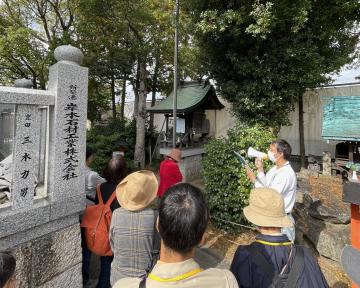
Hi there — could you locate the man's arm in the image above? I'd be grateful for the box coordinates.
[246,158,266,187]
[93,172,106,185]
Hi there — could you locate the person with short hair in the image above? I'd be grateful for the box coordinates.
[114,183,239,288]
[157,149,183,198]
[230,188,328,288]
[85,147,105,205]
[246,139,297,241]
[0,252,16,288]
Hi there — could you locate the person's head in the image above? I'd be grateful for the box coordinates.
[0,252,16,288]
[243,188,292,234]
[102,156,128,185]
[268,139,292,163]
[158,183,209,255]
[115,139,127,154]
[86,146,95,166]
[166,148,182,163]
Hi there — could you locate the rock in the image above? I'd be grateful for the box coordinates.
[308,200,350,224]
[306,218,350,262]
[295,191,304,204]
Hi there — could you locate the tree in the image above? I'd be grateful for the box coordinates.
[76,0,134,120]
[187,0,360,166]
[0,0,77,88]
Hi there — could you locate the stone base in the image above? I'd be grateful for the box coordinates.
[11,223,82,287]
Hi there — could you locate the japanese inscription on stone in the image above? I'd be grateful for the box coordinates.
[12,105,40,209]
[62,85,80,180]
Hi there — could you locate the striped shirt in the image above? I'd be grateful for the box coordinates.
[109,207,159,286]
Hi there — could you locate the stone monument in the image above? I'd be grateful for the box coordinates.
[0,45,88,287]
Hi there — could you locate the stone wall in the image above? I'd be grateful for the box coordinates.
[12,223,82,288]
[294,170,350,262]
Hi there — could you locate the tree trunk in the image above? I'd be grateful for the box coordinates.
[299,93,306,168]
[149,58,159,133]
[134,61,147,168]
[120,74,127,121]
[111,74,116,118]
[133,62,140,118]
[148,59,159,166]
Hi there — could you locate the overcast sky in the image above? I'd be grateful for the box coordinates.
[332,66,360,84]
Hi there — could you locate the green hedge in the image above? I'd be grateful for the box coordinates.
[86,118,136,174]
[202,124,275,232]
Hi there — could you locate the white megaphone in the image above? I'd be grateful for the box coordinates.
[247,147,268,160]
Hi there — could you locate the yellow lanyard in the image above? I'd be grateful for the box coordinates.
[255,239,292,246]
[148,268,203,283]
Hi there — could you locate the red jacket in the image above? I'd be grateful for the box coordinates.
[157,159,183,197]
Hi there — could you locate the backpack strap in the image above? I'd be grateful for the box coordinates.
[104,190,117,208]
[285,246,304,288]
[246,245,275,282]
[96,184,104,204]
[139,277,146,288]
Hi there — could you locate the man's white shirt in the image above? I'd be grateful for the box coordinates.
[255,162,297,213]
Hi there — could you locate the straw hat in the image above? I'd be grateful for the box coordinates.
[167,148,182,162]
[116,170,158,211]
[243,188,292,228]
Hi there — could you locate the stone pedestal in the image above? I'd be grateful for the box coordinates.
[12,222,82,288]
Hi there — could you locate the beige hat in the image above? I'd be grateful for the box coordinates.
[116,170,158,211]
[243,188,292,228]
[167,148,182,162]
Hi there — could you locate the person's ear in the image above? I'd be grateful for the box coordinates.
[7,275,16,288]
[198,233,207,247]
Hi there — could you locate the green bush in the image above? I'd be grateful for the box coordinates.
[202,124,275,232]
[86,118,136,174]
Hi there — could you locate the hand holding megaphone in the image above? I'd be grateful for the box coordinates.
[247,147,268,160]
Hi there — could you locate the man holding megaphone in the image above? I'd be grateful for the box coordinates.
[245,140,297,242]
